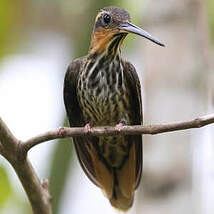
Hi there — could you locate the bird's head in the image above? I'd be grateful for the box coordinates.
[89,6,165,56]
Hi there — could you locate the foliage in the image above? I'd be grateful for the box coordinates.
[207,0,214,42]
[0,0,19,57]
[0,166,12,208]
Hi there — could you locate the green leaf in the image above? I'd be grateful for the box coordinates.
[0,165,12,207]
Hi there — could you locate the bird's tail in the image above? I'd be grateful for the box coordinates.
[92,143,137,211]
[109,185,134,211]
[109,154,136,211]
[107,144,136,211]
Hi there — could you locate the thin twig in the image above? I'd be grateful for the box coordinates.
[21,113,214,152]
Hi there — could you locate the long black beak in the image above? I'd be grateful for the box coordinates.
[118,22,165,47]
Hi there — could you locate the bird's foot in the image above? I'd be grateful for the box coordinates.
[58,127,65,137]
[84,123,92,133]
[115,123,123,131]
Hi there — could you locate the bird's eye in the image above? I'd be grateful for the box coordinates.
[102,13,112,26]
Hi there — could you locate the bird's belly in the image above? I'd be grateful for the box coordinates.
[81,86,130,126]
[80,87,131,168]
[77,66,132,167]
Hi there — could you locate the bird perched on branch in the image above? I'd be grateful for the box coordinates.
[64,6,164,211]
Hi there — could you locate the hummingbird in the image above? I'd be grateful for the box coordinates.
[63,6,164,211]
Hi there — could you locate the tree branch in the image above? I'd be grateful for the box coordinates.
[0,117,52,214]
[0,113,214,213]
[21,113,214,152]
[0,117,19,150]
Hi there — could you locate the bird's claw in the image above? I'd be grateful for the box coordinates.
[58,127,65,137]
[84,123,91,133]
[115,123,123,131]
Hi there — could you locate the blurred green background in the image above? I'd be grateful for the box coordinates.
[0,0,214,213]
